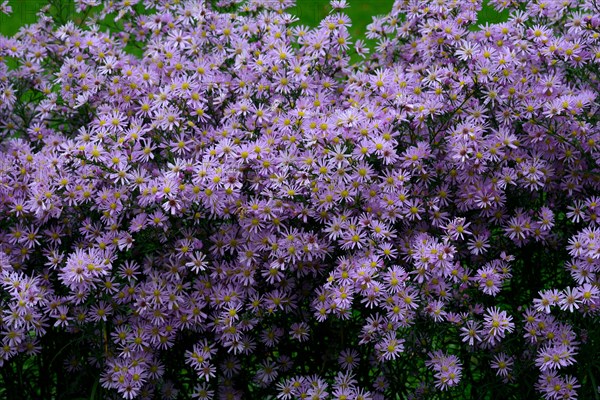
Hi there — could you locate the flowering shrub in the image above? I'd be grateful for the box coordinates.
[1,0,600,398]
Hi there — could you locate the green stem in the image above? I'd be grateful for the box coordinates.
[589,366,600,400]
[16,356,24,398]
[1,366,16,400]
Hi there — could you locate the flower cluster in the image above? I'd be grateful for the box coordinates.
[1,0,600,398]
[426,351,463,391]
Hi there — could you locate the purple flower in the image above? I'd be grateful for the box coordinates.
[483,306,515,345]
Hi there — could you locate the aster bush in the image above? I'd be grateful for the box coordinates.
[1,0,600,399]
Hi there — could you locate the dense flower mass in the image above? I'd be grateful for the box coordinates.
[1,0,600,398]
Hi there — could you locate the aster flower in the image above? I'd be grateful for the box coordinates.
[534,289,561,313]
[289,322,310,342]
[191,382,214,400]
[491,353,514,377]
[445,217,472,241]
[254,359,279,386]
[0,1,11,15]
[460,311,481,335]
[476,266,503,296]
[483,306,515,345]
[576,283,600,304]
[375,332,405,361]
[559,287,582,312]
[426,351,463,390]
[535,344,577,371]
[338,348,360,370]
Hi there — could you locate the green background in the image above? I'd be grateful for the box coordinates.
[0,0,508,39]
